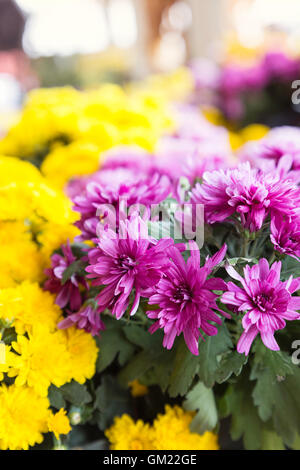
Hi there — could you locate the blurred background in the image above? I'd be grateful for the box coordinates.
[1,0,300,117]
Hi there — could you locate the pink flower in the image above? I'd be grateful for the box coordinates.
[190,163,299,232]
[73,170,171,241]
[58,303,106,336]
[221,259,300,355]
[271,214,300,259]
[240,127,300,171]
[146,243,228,356]
[44,242,88,311]
[86,216,174,319]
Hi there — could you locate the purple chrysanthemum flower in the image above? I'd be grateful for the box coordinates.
[86,216,174,319]
[73,169,171,241]
[146,242,228,356]
[263,51,300,81]
[221,259,300,355]
[271,214,300,259]
[241,127,300,171]
[190,162,300,232]
[58,303,106,336]
[44,242,88,311]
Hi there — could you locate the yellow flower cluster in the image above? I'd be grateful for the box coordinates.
[0,155,79,288]
[0,384,71,450]
[0,84,174,189]
[0,281,98,448]
[0,155,98,449]
[105,405,219,451]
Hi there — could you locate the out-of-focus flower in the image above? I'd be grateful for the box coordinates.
[44,242,88,311]
[73,164,171,241]
[222,259,300,355]
[0,384,50,450]
[239,126,300,171]
[0,282,61,335]
[147,242,228,355]
[105,405,219,451]
[129,380,148,397]
[271,214,300,259]
[152,405,219,450]
[47,409,71,440]
[58,303,105,337]
[105,414,154,450]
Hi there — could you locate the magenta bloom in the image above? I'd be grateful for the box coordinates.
[263,51,300,81]
[191,163,299,232]
[271,214,300,259]
[73,170,171,241]
[86,216,174,319]
[58,304,105,336]
[146,243,228,356]
[44,242,88,311]
[222,259,300,355]
[240,127,300,171]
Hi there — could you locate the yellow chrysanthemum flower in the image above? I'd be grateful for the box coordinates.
[106,406,219,451]
[152,405,219,450]
[0,384,50,450]
[0,87,82,159]
[47,409,71,440]
[0,155,75,224]
[0,344,15,381]
[0,222,45,288]
[8,325,70,396]
[64,326,98,384]
[239,124,269,143]
[0,282,62,335]
[129,379,149,397]
[105,415,155,450]
[41,141,102,190]
[37,221,80,261]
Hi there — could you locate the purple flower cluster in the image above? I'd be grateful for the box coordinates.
[43,105,300,358]
[191,51,300,119]
[191,162,300,232]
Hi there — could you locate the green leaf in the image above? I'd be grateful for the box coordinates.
[60,381,92,407]
[123,324,154,350]
[61,259,87,285]
[94,376,132,430]
[118,350,157,386]
[139,349,176,392]
[48,385,66,410]
[96,327,135,373]
[252,345,295,377]
[224,382,263,450]
[70,243,89,259]
[215,351,248,384]
[261,430,285,450]
[281,256,300,280]
[183,382,218,434]
[197,324,233,388]
[251,346,300,446]
[168,337,200,397]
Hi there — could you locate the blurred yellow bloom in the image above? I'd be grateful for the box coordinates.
[0,282,61,335]
[0,384,50,450]
[129,379,149,397]
[106,405,219,451]
[47,409,71,440]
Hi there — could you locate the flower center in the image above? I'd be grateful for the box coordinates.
[173,285,193,303]
[254,293,272,312]
[117,254,136,270]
